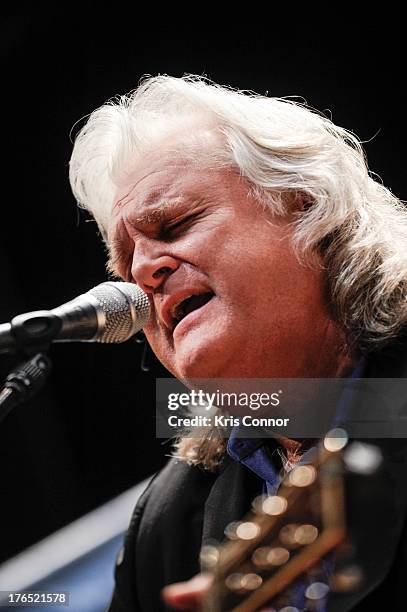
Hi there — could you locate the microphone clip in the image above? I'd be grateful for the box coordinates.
[1,310,62,357]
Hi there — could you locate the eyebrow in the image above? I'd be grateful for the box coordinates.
[115,183,182,214]
[107,196,191,277]
[129,197,186,226]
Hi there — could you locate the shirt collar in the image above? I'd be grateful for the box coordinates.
[227,356,367,465]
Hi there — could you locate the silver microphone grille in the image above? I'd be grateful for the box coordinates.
[87,281,150,343]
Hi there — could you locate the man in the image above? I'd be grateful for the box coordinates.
[69,75,407,610]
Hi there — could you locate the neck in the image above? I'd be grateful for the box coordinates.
[278,326,357,461]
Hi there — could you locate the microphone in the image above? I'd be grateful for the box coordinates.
[0,282,150,355]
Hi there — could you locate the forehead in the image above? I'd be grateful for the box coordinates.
[111,126,227,211]
[111,160,213,225]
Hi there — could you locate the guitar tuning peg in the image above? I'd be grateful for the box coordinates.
[252,545,290,568]
[305,581,330,602]
[236,521,261,540]
[252,494,288,516]
[324,427,349,452]
[240,573,263,591]
[293,523,319,545]
[288,465,317,487]
[224,520,260,541]
[200,544,220,570]
[343,441,383,475]
[225,572,263,592]
[277,523,319,549]
[225,572,244,592]
[279,523,302,549]
[224,521,240,540]
[252,494,266,513]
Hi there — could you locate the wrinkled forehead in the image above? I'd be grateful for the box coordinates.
[107,127,231,232]
[113,156,191,213]
[115,124,227,196]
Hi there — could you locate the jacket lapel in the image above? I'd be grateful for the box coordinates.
[330,340,407,610]
[201,455,263,546]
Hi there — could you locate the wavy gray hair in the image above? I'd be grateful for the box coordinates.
[70,74,407,354]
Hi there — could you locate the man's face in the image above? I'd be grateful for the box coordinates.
[108,136,341,381]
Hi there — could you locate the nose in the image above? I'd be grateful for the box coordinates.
[131,251,179,293]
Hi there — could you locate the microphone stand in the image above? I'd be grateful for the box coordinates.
[0,353,51,424]
[0,309,57,423]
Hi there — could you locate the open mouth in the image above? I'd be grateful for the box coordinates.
[172,292,214,329]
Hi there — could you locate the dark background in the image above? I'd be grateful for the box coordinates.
[0,9,405,562]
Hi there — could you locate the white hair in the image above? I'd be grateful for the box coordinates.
[70,74,407,353]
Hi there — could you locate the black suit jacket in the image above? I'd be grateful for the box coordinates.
[108,340,407,611]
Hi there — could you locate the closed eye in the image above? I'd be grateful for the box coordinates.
[164,212,202,238]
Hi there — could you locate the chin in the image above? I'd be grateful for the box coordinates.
[155,318,248,380]
[172,336,230,381]
[174,352,222,382]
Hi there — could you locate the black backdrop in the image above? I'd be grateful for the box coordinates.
[0,8,405,563]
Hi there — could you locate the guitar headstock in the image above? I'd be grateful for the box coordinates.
[200,430,375,612]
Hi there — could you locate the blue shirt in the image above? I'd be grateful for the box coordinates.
[226,358,366,610]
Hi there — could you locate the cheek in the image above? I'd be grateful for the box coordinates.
[144,323,163,353]
[209,234,288,299]
[144,324,176,369]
